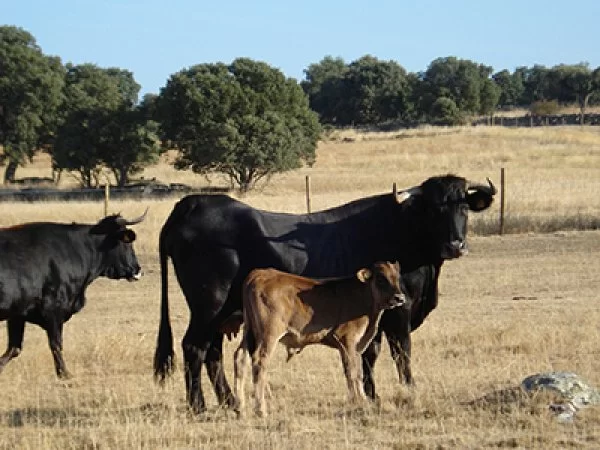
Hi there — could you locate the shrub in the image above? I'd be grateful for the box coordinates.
[530,100,560,116]
[430,97,464,125]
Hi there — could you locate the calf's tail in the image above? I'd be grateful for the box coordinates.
[154,234,175,383]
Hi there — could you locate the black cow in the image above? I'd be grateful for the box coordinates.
[154,174,495,413]
[0,211,147,378]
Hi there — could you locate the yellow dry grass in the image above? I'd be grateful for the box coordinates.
[0,125,599,448]
[491,105,600,118]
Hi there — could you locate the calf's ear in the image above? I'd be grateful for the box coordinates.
[356,268,372,283]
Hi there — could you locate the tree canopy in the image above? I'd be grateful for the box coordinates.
[0,26,64,182]
[156,58,321,192]
[302,55,411,125]
[52,63,159,187]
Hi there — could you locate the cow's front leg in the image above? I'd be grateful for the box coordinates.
[361,330,383,401]
[45,320,71,379]
[0,318,25,374]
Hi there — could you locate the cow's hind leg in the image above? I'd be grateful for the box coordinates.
[174,247,239,413]
[361,330,383,401]
[45,320,70,379]
[0,318,25,374]
[206,332,236,408]
[182,321,211,414]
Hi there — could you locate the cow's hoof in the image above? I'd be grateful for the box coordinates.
[187,404,207,416]
[57,371,72,380]
[366,393,381,404]
[230,396,242,412]
[224,395,239,410]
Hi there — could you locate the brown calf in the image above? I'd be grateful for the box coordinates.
[233,261,405,416]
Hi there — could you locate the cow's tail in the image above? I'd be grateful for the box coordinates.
[154,231,175,384]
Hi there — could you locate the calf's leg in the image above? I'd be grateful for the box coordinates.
[233,338,250,414]
[251,338,277,417]
[339,344,366,403]
[0,319,25,374]
[348,348,367,402]
[361,330,383,400]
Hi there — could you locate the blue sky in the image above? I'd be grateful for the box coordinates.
[5,0,600,97]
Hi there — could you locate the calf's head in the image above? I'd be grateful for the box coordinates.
[356,261,406,310]
[89,209,147,281]
[394,175,496,260]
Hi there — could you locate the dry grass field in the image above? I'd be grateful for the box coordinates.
[0,125,599,448]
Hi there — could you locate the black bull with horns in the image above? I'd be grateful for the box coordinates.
[154,174,496,412]
[0,211,147,378]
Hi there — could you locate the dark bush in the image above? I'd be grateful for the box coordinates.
[530,100,560,116]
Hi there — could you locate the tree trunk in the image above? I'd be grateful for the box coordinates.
[52,168,62,184]
[580,94,590,126]
[3,160,18,184]
[79,169,92,188]
[116,166,128,187]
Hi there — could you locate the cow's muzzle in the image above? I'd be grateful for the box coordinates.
[389,293,406,308]
[443,240,469,259]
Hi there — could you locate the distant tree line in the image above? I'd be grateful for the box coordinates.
[2,25,600,191]
[302,56,600,127]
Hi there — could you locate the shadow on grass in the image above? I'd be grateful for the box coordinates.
[3,407,97,428]
[462,385,562,417]
[1,402,235,428]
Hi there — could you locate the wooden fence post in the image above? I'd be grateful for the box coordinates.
[104,182,110,217]
[499,167,505,235]
[305,175,311,214]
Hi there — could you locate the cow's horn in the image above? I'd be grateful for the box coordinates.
[467,178,496,195]
[393,183,411,204]
[116,208,148,226]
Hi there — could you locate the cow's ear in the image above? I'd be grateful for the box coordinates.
[467,191,494,212]
[120,229,136,243]
[356,268,372,283]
